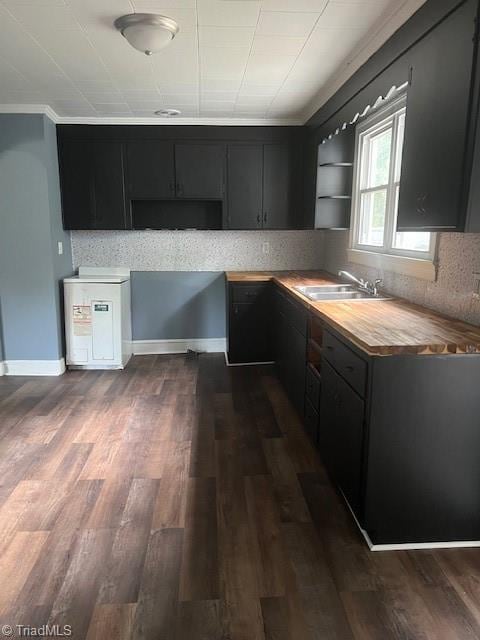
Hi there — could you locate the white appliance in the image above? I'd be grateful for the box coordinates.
[64,267,132,369]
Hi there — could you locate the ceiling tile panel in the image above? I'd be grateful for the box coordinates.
[256,11,320,37]
[0,0,423,120]
[198,0,261,27]
[199,26,255,47]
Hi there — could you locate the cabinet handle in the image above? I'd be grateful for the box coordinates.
[416,194,427,214]
[345,365,355,372]
[263,211,267,224]
[257,213,261,226]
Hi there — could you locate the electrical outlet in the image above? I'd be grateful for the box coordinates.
[58,241,63,256]
[262,241,270,255]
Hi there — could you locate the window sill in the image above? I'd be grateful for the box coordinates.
[347,248,437,281]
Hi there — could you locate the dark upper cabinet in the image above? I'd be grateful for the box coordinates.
[397,0,477,231]
[60,140,127,230]
[59,140,93,230]
[175,143,225,199]
[263,144,290,229]
[226,143,291,229]
[227,145,263,229]
[126,141,175,199]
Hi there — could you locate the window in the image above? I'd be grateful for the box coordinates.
[350,95,436,271]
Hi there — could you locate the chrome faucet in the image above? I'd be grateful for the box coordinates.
[338,270,383,297]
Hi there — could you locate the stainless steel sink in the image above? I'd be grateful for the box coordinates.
[294,284,387,301]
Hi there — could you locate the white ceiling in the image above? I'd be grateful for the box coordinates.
[0,0,426,124]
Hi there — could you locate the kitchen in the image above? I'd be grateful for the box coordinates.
[1,0,480,638]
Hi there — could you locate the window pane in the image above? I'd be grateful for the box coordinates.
[392,185,431,252]
[365,128,392,188]
[358,189,387,246]
[394,232,431,253]
[394,113,405,182]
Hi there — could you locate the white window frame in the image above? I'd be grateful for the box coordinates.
[349,94,437,281]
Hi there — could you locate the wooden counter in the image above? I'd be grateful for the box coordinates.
[225,271,480,356]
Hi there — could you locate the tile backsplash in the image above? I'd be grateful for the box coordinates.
[323,230,480,325]
[71,230,325,272]
[71,228,480,326]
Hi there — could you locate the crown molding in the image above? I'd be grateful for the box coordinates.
[0,103,58,122]
[0,103,303,126]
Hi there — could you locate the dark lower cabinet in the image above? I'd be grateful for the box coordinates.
[273,287,308,416]
[126,141,175,199]
[59,139,127,230]
[175,143,225,199]
[319,359,365,515]
[227,283,272,364]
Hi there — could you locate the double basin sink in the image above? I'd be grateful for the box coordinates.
[295,284,387,302]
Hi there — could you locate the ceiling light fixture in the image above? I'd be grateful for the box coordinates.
[114,13,179,56]
[155,109,181,117]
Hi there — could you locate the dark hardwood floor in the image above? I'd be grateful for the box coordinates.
[0,353,480,639]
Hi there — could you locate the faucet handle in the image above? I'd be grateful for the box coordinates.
[374,278,383,287]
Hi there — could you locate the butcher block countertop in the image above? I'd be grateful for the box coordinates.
[225,271,480,356]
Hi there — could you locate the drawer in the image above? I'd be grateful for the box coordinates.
[323,331,367,397]
[305,364,321,410]
[231,283,268,303]
[304,397,319,444]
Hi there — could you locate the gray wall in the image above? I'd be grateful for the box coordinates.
[0,114,72,362]
[131,272,225,340]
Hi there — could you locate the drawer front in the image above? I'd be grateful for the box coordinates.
[323,331,367,397]
[304,397,319,444]
[305,364,321,410]
[231,283,268,303]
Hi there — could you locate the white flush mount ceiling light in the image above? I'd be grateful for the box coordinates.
[114,14,179,56]
[155,109,181,117]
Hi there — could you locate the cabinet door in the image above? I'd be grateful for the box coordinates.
[228,284,272,364]
[126,141,175,198]
[92,142,128,230]
[59,140,94,230]
[286,322,307,416]
[175,144,225,199]
[59,140,127,230]
[319,361,365,514]
[263,144,290,229]
[397,0,477,231]
[227,145,263,229]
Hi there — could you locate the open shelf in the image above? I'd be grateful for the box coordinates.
[318,162,353,167]
[317,195,351,200]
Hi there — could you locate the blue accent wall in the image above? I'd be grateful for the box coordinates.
[0,114,73,362]
[131,271,226,340]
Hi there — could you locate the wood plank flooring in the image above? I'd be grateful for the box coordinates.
[0,353,479,639]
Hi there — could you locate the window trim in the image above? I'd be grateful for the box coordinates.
[349,93,437,281]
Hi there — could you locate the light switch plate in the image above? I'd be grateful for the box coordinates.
[262,241,270,255]
[58,241,63,255]
[473,272,480,299]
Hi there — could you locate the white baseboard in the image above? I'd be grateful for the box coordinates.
[224,352,275,367]
[0,361,5,376]
[4,358,66,376]
[132,338,226,355]
[341,489,480,551]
